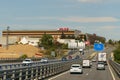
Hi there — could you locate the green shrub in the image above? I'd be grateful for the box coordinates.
[19,54,28,59]
[114,47,120,63]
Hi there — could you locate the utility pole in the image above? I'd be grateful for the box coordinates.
[6,26,9,50]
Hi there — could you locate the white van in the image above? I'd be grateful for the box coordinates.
[82,59,91,68]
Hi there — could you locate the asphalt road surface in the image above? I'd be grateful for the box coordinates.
[48,62,114,80]
[48,47,116,80]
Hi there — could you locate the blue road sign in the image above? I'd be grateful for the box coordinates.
[94,43,104,51]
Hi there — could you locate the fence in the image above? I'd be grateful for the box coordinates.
[0,58,41,63]
[0,59,81,80]
[109,59,120,78]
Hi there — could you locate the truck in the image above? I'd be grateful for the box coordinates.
[82,59,92,68]
[97,52,107,65]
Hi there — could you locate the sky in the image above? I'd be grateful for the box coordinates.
[0,0,120,41]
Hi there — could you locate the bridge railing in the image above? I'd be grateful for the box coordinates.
[0,59,81,80]
[109,59,120,78]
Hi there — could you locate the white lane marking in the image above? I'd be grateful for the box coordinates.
[90,69,92,72]
[108,61,116,80]
[85,69,92,76]
[48,71,69,80]
[86,73,89,75]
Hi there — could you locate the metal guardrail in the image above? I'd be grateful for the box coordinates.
[0,60,62,70]
[0,58,41,63]
[0,59,81,80]
[109,59,120,78]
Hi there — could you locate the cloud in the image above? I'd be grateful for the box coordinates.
[86,26,120,36]
[96,26,120,40]
[15,16,119,23]
[99,26,120,31]
[16,17,57,20]
[76,0,120,4]
[88,26,119,31]
[0,24,53,30]
[76,25,120,40]
[59,17,119,23]
[77,0,104,3]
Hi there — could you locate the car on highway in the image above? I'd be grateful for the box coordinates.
[40,58,48,63]
[92,59,96,62]
[74,55,80,59]
[22,58,33,66]
[70,64,83,74]
[61,57,67,61]
[82,59,91,68]
[96,62,105,70]
[22,58,33,64]
[68,55,72,60]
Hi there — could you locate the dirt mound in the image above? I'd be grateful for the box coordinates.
[0,44,42,58]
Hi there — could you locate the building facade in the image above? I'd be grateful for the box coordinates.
[2,29,105,45]
[2,30,77,40]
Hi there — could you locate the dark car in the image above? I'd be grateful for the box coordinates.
[75,55,80,59]
[61,57,67,61]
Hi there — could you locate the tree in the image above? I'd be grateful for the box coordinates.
[40,34,53,48]
[118,40,120,44]
[114,45,120,63]
[100,38,106,43]
[19,54,28,59]
[108,39,113,45]
[39,34,68,58]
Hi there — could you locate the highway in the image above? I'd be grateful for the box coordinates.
[48,47,116,80]
[0,46,119,80]
[48,62,113,80]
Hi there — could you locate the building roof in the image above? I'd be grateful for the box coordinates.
[2,30,75,37]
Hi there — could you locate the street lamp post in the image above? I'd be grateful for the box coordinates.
[6,26,9,50]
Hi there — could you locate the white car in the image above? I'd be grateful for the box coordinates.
[92,59,96,62]
[40,58,48,63]
[70,64,83,74]
[22,59,33,64]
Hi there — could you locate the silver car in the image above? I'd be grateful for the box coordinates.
[22,58,33,64]
[96,62,105,70]
[40,58,48,63]
[22,58,33,66]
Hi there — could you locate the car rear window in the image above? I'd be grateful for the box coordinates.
[72,66,80,67]
[25,60,31,62]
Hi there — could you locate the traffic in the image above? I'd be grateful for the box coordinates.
[47,46,118,80]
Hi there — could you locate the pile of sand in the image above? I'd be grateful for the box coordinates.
[0,44,42,58]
